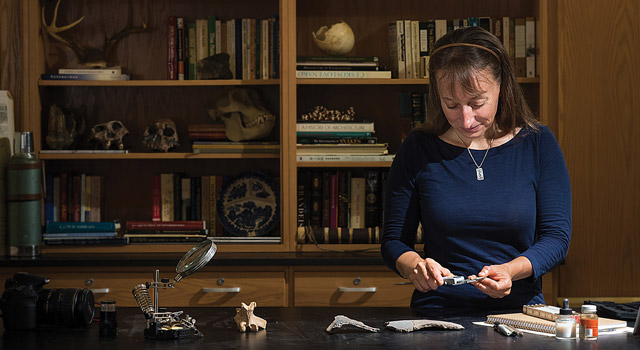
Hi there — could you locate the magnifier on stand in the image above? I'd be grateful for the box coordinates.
[132,239,217,340]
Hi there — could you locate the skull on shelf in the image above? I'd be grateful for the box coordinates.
[90,120,129,150]
[45,104,85,150]
[208,88,275,142]
[142,118,179,152]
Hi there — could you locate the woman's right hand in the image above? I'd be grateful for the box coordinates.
[407,257,452,293]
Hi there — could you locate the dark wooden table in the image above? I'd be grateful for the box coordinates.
[1,307,638,349]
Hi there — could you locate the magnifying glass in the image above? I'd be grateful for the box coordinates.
[173,239,217,283]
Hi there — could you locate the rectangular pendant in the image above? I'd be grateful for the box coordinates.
[476,168,485,181]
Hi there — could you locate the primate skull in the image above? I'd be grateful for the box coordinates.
[142,118,179,152]
[45,104,85,150]
[90,120,129,150]
[208,88,275,142]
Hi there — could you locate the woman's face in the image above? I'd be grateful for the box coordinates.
[436,68,501,141]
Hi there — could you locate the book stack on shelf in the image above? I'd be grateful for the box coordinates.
[295,56,391,79]
[296,169,387,244]
[41,66,130,81]
[389,16,535,79]
[153,174,224,235]
[192,141,279,154]
[296,119,391,162]
[44,174,103,223]
[43,221,125,246]
[188,123,227,141]
[124,220,208,244]
[168,15,279,80]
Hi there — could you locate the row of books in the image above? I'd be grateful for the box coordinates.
[192,141,279,154]
[389,16,536,79]
[41,68,130,81]
[168,15,279,80]
[398,91,428,140]
[44,174,103,223]
[295,56,392,79]
[297,169,388,230]
[153,174,225,236]
[296,120,389,156]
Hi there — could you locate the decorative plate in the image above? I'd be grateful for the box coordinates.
[217,172,279,236]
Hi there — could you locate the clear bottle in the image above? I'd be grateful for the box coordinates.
[579,304,598,340]
[555,299,576,339]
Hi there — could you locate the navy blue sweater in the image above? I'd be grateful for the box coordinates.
[381,126,571,310]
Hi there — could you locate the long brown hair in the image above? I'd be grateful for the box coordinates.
[418,26,538,137]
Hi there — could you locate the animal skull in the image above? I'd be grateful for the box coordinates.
[45,104,85,150]
[90,120,129,150]
[142,118,179,152]
[208,88,275,142]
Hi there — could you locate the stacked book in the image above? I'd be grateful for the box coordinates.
[192,141,279,154]
[296,120,390,161]
[295,56,391,79]
[188,123,227,141]
[43,221,126,245]
[124,220,208,243]
[41,66,130,81]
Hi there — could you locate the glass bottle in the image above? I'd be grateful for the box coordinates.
[579,304,598,340]
[555,298,576,339]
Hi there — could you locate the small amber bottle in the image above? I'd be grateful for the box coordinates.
[579,304,598,340]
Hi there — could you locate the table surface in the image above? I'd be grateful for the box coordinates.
[1,307,638,349]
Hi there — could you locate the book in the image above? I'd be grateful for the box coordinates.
[296,65,383,71]
[388,20,404,78]
[45,221,119,233]
[515,17,526,77]
[297,56,381,63]
[296,154,395,162]
[296,121,375,133]
[188,123,226,132]
[125,235,206,244]
[39,149,128,154]
[487,312,629,335]
[188,131,228,140]
[295,226,381,244]
[41,73,130,81]
[176,17,186,80]
[187,21,197,80]
[309,170,322,227]
[43,237,128,246]
[43,232,117,238]
[525,17,536,77]
[297,136,378,144]
[350,177,365,229]
[210,236,280,244]
[523,304,579,322]
[296,70,391,79]
[192,142,279,154]
[58,66,122,75]
[125,220,206,230]
[151,175,161,221]
[365,170,380,228]
[296,143,388,155]
[167,16,177,80]
[160,173,174,221]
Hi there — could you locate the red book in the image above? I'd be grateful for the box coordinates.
[126,220,206,231]
[188,131,228,140]
[73,175,81,222]
[167,16,177,80]
[152,175,161,222]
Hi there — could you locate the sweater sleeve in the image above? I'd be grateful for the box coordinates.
[520,127,572,280]
[381,133,422,275]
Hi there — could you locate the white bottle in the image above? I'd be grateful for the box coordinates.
[555,298,576,339]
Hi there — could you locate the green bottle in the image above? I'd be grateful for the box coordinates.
[7,132,42,257]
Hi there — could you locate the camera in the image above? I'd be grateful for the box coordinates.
[0,272,95,330]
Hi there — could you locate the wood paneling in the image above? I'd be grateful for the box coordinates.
[555,0,640,297]
[0,0,23,129]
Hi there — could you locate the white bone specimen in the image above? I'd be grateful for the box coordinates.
[234,302,267,332]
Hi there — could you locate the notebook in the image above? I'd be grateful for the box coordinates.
[486,312,628,335]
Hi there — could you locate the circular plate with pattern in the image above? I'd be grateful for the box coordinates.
[217,172,279,236]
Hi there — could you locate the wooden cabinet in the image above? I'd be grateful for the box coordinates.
[0,266,288,307]
[293,267,414,307]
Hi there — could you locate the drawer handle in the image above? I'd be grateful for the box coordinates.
[90,288,110,294]
[201,287,241,293]
[338,287,377,293]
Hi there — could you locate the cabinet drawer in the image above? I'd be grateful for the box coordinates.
[0,268,287,307]
[294,271,413,307]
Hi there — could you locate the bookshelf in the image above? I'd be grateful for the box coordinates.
[15,0,545,255]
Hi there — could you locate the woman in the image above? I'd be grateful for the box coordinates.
[381,26,571,311]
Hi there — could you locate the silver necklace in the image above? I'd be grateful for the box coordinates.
[453,131,493,181]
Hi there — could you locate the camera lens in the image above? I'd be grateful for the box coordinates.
[36,288,95,328]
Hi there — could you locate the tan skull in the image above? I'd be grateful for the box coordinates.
[208,88,275,142]
[142,118,179,152]
[90,120,129,150]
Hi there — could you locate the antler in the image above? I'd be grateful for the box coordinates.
[41,0,148,68]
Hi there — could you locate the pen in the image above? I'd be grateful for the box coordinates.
[493,322,524,337]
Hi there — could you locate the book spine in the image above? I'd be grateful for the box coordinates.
[525,17,536,77]
[66,173,73,221]
[296,122,374,132]
[329,173,337,228]
[160,173,174,221]
[295,70,391,79]
[152,175,161,222]
[53,175,60,221]
[124,229,208,235]
[235,18,243,79]
[418,21,428,77]
[296,65,382,71]
[296,131,372,138]
[337,170,349,228]
[126,221,206,230]
[173,173,182,221]
[515,18,526,77]
[43,232,117,238]
[209,175,218,236]
[59,172,68,222]
[127,236,206,244]
[310,170,322,227]
[45,221,117,233]
[208,15,217,56]
[176,17,185,80]
[187,22,197,80]
[72,175,81,222]
[201,175,210,233]
[168,16,177,80]
[350,177,365,228]
[297,56,381,63]
[299,227,380,244]
[44,237,128,246]
[44,174,54,223]
[296,155,395,162]
[297,137,378,144]
[90,175,102,222]
[40,74,129,81]
[404,20,413,79]
[84,176,91,222]
[297,169,309,227]
[79,174,86,222]
[181,177,191,221]
[214,175,224,235]
[58,68,122,75]
[365,170,380,228]
[321,171,331,228]
[196,18,208,79]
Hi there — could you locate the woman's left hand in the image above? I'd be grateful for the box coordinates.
[469,264,513,298]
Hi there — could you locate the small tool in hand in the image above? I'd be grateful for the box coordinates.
[395,276,486,286]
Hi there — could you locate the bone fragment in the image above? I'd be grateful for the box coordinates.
[385,319,465,332]
[325,315,380,333]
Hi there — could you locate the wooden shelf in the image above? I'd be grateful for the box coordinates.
[39,152,280,160]
[38,79,280,87]
[297,161,392,168]
[297,77,539,85]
